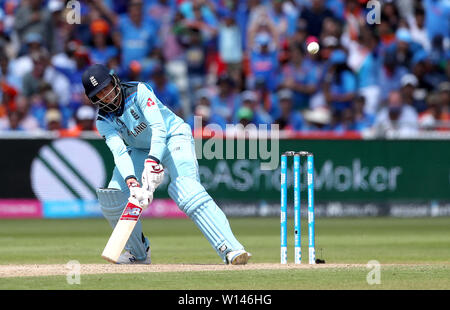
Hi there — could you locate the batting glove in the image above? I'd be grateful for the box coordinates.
[142,157,165,193]
[128,180,153,210]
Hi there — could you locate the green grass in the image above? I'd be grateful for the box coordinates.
[2,266,450,290]
[0,217,449,289]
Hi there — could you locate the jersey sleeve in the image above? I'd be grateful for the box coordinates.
[136,83,167,162]
[96,118,136,181]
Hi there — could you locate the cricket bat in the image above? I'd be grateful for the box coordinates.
[101,200,143,263]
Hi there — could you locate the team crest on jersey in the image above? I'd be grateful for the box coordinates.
[147,97,155,107]
[130,109,140,120]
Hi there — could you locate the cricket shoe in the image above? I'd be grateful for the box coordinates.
[226,250,252,265]
[116,246,151,264]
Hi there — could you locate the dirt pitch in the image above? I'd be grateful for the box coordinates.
[0,263,368,278]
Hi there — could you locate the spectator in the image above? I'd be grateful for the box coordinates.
[400,73,427,113]
[279,44,320,111]
[60,105,97,137]
[438,82,450,107]
[253,76,280,120]
[319,35,340,62]
[0,49,21,91]
[45,108,62,131]
[9,32,45,84]
[28,93,47,129]
[149,65,182,117]
[341,0,365,43]
[248,32,279,92]
[12,95,40,131]
[0,108,8,130]
[152,1,184,62]
[183,27,208,104]
[188,88,227,131]
[385,28,423,70]
[273,89,304,131]
[69,46,92,110]
[179,0,219,42]
[371,91,419,138]
[289,19,308,48]
[302,106,332,131]
[378,51,409,102]
[0,80,18,119]
[115,0,160,67]
[22,48,71,108]
[353,95,375,132]
[3,110,24,131]
[299,0,334,38]
[411,52,435,102]
[106,55,125,80]
[381,1,401,31]
[47,0,65,54]
[1,1,18,36]
[220,0,253,51]
[0,8,9,53]
[125,60,143,82]
[146,0,175,30]
[179,0,218,54]
[346,26,381,116]
[0,0,447,135]
[396,0,416,21]
[325,0,345,21]
[247,6,279,52]
[331,108,357,133]
[52,40,80,73]
[21,49,50,99]
[320,17,342,42]
[427,36,449,84]
[268,0,295,43]
[418,91,450,131]
[14,0,54,53]
[423,0,450,42]
[323,50,357,115]
[29,89,71,129]
[377,12,397,50]
[140,47,167,81]
[211,74,240,123]
[238,90,273,126]
[235,106,254,127]
[407,5,431,51]
[104,0,130,15]
[218,10,243,87]
[89,19,118,66]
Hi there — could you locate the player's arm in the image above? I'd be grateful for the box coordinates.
[96,118,138,183]
[97,118,152,206]
[136,83,166,192]
[136,83,167,161]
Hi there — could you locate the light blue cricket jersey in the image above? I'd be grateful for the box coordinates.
[96,81,185,180]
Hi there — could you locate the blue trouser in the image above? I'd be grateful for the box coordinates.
[98,123,244,262]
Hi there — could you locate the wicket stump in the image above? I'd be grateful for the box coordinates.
[280,151,316,264]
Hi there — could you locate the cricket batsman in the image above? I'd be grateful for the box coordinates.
[82,64,251,265]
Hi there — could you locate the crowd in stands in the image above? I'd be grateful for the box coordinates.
[0,0,449,138]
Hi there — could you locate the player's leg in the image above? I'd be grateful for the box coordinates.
[162,124,250,264]
[97,152,150,263]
